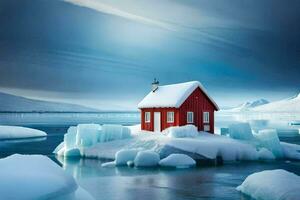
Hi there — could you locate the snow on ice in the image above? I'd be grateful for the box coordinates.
[138,81,218,109]
[0,125,46,140]
[0,154,94,200]
[163,125,198,138]
[237,169,300,200]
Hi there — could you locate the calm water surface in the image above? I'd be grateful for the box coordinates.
[0,112,300,200]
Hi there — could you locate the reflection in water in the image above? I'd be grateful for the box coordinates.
[58,156,300,200]
[57,157,225,200]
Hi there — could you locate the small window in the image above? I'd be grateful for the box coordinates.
[167,112,174,123]
[187,112,194,123]
[145,112,151,123]
[203,112,210,123]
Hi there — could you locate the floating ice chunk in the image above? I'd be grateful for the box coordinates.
[65,126,77,149]
[0,125,46,139]
[159,154,196,168]
[115,149,139,166]
[76,124,100,147]
[0,154,94,200]
[64,148,81,157]
[53,141,64,154]
[101,161,116,168]
[237,169,300,200]
[134,150,160,167]
[164,125,198,138]
[258,148,275,160]
[228,123,254,140]
[255,129,283,158]
[99,124,132,143]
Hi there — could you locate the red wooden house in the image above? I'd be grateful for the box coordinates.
[138,80,219,133]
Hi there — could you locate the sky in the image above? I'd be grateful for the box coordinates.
[0,0,300,110]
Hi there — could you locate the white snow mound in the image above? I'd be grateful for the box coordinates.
[237,169,300,200]
[159,154,196,168]
[115,149,139,166]
[0,125,46,140]
[164,125,198,138]
[134,150,160,167]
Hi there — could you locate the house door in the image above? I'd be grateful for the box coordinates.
[154,112,161,132]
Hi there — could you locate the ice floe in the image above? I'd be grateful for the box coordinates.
[54,123,300,166]
[237,169,300,200]
[0,154,94,200]
[0,125,46,140]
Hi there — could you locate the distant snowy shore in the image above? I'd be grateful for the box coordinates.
[222,93,300,113]
[54,123,300,168]
[0,125,47,140]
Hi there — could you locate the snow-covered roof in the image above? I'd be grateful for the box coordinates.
[138,81,219,110]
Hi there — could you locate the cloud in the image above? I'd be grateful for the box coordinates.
[63,0,175,31]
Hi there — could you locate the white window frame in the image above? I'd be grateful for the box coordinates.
[203,112,210,123]
[167,112,174,123]
[145,112,151,123]
[187,112,194,123]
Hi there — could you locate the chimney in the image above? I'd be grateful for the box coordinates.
[152,78,159,92]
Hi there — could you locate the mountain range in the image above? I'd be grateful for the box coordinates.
[0,92,99,112]
[224,94,300,112]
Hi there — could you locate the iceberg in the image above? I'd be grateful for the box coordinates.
[0,125,46,140]
[54,124,300,163]
[65,126,77,149]
[237,169,300,200]
[55,124,132,158]
[0,154,94,200]
[76,124,100,147]
[134,150,160,167]
[99,124,131,143]
[159,154,196,168]
[228,123,254,140]
[255,129,283,158]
